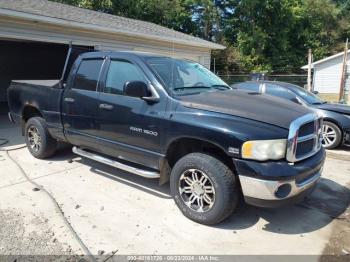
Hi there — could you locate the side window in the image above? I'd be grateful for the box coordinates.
[105,60,146,95]
[73,59,103,91]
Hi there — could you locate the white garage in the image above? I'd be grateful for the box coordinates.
[302,50,350,95]
[0,0,224,103]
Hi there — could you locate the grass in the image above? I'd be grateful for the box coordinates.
[318,93,339,103]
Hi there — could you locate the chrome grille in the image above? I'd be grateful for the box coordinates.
[286,114,323,162]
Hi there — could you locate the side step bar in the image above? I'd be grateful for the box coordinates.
[72,147,160,179]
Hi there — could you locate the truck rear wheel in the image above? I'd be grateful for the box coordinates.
[170,153,238,225]
[25,117,57,159]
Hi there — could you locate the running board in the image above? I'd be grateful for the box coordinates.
[72,147,160,179]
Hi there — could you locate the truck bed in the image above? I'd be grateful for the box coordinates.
[11,80,61,88]
[7,79,65,140]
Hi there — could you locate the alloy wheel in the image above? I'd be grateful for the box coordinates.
[28,126,41,152]
[322,124,337,148]
[178,169,215,212]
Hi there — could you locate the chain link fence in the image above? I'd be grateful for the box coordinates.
[219,74,308,87]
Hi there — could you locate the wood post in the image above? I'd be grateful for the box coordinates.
[339,39,348,102]
[307,49,312,91]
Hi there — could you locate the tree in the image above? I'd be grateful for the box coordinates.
[50,0,350,73]
[332,0,350,51]
[211,41,242,74]
[220,0,349,73]
[109,0,197,34]
[301,0,341,60]
[225,0,302,72]
[52,0,113,12]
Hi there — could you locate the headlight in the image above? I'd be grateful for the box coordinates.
[241,139,287,161]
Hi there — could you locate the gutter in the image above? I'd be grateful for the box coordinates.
[0,8,225,50]
[301,50,350,70]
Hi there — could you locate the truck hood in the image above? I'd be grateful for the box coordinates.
[314,103,350,116]
[178,90,312,129]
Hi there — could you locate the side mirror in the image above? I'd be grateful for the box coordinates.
[312,90,319,95]
[124,81,151,98]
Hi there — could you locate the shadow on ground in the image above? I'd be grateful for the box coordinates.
[78,157,172,199]
[73,154,350,235]
[1,102,349,236]
[0,103,24,148]
[216,177,350,234]
[5,142,350,236]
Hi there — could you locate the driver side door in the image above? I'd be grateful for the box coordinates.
[96,55,166,170]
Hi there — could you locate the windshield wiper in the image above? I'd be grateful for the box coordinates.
[174,85,230,91]
[173,86,212,91]
[211,84,231,90]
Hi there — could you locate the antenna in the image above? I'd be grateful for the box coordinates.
[170,26,175,98]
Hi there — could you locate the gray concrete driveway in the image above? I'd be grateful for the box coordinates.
[0,113,349,258]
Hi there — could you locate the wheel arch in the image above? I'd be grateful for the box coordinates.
[21,106,43,135]
[165,137,235,171]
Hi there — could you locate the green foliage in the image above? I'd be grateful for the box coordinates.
[226,0,348,72]
[53,0,112,11]
[110,0,197,34]
[212,41,242,74]
[50,0,350,73]
[226,0,297,72]
[301,0,341,59]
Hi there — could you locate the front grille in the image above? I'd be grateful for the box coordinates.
[286,114,322,162]
[298,121,315,137]
[296,139,315,158]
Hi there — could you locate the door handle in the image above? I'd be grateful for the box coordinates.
[64,97,75,103]
[99,103,114,110]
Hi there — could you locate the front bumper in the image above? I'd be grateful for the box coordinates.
[233,148,325,207]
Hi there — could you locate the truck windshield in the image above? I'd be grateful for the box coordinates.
[145,57,231,95]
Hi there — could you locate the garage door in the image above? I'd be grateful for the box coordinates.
[0,39,93,104]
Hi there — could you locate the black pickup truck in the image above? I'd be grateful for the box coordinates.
[7,49,325,225]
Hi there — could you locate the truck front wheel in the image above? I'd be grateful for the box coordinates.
[170,153,238,225]
[25,117,57,159]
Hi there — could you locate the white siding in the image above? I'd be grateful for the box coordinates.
[313,54,350,93]
[132,47,211,68]
[0,16,212,66]
[0,16,213,102]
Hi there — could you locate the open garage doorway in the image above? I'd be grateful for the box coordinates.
[0,39,93,114]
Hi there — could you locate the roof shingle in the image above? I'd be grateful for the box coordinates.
[0,0,224,49]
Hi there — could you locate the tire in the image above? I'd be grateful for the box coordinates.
[322,121,342,149]
[170,153,238,225]
[25,117,57,159]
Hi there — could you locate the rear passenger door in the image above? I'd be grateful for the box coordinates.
[62,56,105,148]
[96,55,165,170]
